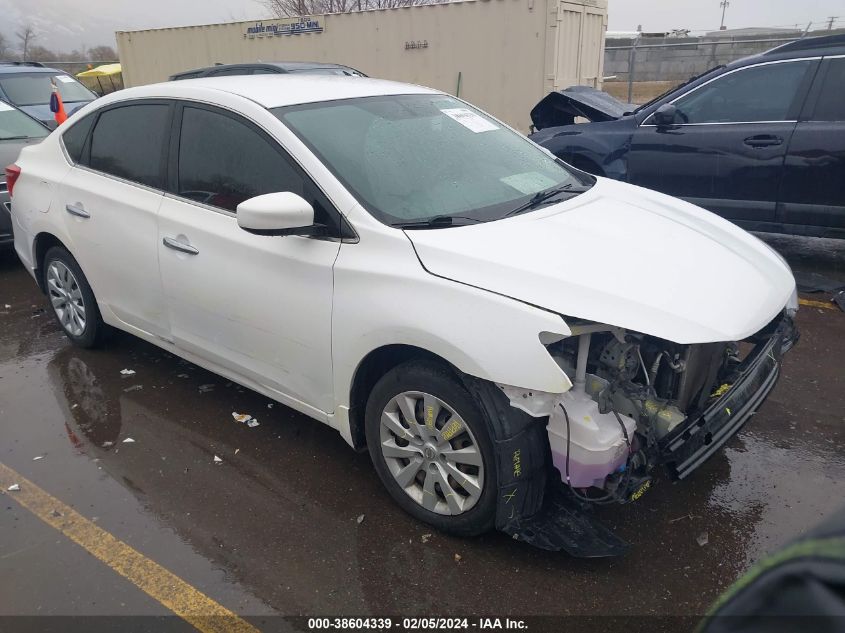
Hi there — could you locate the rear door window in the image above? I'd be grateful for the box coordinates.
[811,57,845,121]
[88,103,170,189]
[671,60,814,124]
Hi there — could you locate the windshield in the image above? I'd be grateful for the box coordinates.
[0,73,95,107]
[0,102,48,140]
[274,94,590,226]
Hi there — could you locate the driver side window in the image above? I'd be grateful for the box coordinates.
[671,60,813,124]
[175,105,341,233]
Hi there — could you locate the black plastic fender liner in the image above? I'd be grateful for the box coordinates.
[460,376,629,558]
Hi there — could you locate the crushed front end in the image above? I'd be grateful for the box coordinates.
[494,308,798,556]
[544,310,798,501]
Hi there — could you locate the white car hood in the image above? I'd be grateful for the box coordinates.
[406,178,795,344]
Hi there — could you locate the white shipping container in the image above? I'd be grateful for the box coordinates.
[116,0,607,132]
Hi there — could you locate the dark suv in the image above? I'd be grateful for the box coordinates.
[0,62,96,127]
[169,61,366,81]
[531,34,845,239]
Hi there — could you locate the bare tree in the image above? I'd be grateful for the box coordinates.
[88,45,118,61]
[26,45,55,63]
[258,0,444,18]
[0,33,9,60]
[16,25,36,61]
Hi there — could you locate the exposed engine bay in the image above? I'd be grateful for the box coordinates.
[527,312,798,505]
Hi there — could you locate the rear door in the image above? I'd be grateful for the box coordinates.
[157,102,343,413]
[777,55,845,236]
[628,58,818,227]
[58,101,172,338]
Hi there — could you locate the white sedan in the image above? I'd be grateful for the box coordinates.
[6,76,798,548]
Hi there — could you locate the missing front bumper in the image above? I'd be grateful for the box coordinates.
[660,317,798,480]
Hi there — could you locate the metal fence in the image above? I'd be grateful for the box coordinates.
[604,29,845,103]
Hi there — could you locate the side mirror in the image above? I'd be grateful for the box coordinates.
[653,103,679,127]
[236,192,321,236]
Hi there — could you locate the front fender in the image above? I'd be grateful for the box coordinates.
[533,120,635,181]
[331,231,573,411]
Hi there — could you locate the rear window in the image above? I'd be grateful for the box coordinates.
[89,104,170,189]
[61,113,96,163]
[0,73,95,107]
[0,101,48,140]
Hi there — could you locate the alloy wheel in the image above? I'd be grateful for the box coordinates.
[47,261,87,337]
[379,391,484,516]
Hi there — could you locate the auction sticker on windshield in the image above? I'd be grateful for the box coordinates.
[441,108,499,133]
[501,172,558,194]
[56,75,76,83]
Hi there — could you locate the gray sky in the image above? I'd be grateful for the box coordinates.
[1,0,843,54]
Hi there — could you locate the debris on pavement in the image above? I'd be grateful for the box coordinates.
[213,455,223,464]
[120,369,136,376]
[357,514,365,524]
[32,455,44,461]
[267,403,274,409]
[232,412,260,428]
[102,441,114,447]
[123,385,143,393]
[421,533,432,543]
[177,373,189,378]
[454,553,462,562]
[7,484,20,492]
[199,384,215,393]
[4,304,10,309]
[697,532,709,547]
[234,448,240,455]
[122,437,136,443]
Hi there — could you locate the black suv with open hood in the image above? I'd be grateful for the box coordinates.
[530,33,845,239]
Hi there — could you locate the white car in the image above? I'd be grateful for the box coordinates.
[6,76,798,551]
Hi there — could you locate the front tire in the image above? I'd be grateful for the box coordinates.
[43,246,107,348]
[365,360,497,536]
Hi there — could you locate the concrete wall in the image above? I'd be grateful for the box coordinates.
[116,0,607,132]
[604,29,845,83]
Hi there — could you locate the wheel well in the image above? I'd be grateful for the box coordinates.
[348,344,453,450]
[33,232,67,293]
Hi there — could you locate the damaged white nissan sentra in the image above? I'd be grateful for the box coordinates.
[7,76,798,555]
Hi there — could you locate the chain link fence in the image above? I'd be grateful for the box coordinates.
[603,27,845,104]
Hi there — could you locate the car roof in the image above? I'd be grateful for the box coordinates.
[170,61,364,79]
[0,63,69,75]
[725,32,845,70]
[101,74,438,109]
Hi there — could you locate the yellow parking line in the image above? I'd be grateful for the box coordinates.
[799,298,837,310]
[0,462,260,633]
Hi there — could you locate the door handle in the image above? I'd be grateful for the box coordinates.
[162,236,199,255]
[65,203,90,218]
[744,135,783,148]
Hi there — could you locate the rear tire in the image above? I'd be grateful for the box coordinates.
[43,246,107,348]
[365,360,497,537]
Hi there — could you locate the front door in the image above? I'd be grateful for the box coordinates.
[628,58,818,227]
[157,103,342,413]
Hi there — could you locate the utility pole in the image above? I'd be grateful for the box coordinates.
[827,17,838,30]
[719,0,729,31]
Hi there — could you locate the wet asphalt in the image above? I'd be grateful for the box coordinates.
[0,233,843,624]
